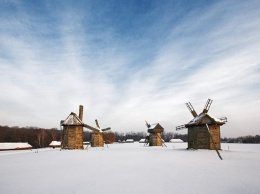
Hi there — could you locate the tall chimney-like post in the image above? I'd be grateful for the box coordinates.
[79,105,83,121]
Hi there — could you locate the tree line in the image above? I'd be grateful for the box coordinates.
[0,125,188,147]
[113,131,188,142]
[0,125,188,146]
[0,125,117,148]
[0,125,61,148]
[221,135,260,143]
[1,125,259,148]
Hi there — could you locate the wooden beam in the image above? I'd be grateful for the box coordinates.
[206,124,223,160]
[83,123,100,133]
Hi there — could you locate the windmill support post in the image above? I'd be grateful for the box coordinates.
[206,124,223,160]
[156,133,167,147]
[143,135,149,147]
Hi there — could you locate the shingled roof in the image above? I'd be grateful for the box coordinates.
[147,123,164,133]
[61,112,84,126]
[185,113,225,127]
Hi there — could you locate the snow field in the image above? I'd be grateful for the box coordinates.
[0,143,260,194]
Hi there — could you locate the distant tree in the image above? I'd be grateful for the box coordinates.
[174,133,188,142]
[83,131,91,141]
[1,125,260,146]
[103,132,116,144]
[124,131,147,141]
[50,129,57,141]
[162,132,175,142]
[37,131,42,148]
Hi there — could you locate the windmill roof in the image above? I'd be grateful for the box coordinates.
[148,123,162,130]
[147,123,164,133]
[62,112,84,126]
[185,113,225,127]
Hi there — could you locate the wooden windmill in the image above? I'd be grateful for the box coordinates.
[145,121,165,146]
[60,106,84,149]
[61,105,111,149]
[176,99,227,150]
[84,119,111,147]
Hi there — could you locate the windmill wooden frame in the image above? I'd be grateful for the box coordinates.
[145,121,165,146]
[61,105,111,149]
[61,111,84,149]
[176,99,227,150]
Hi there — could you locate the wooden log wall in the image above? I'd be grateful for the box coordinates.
[188,128,195,149]
[209,125,221,150]
[62,126,83,149]
[188,125,221,150]
[91,133,104,147]
[149,133,162,146]
[196,126,210,149]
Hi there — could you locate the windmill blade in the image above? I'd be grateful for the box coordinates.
[83,123,100,133]
[95,119,100,128]
[60,120,64,126]
[218,117,228,122]
[186,102,198,117]
[176,125,186,131]
[203,99,213,113]
[145,120,151,128]
[101,127,111,132]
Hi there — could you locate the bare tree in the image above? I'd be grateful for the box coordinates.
[50,129,57,141]
[41,129,46,147]
[37,131,42,148]
[37,129,46,148]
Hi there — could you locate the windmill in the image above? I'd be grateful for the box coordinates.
[84,119,111,147]
[176,99,227,153]
[145,121,166,147]
[61,111,84,150]
[61,105,111,149]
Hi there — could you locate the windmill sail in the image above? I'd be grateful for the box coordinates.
[101,127,111,132]
[83,123,100,133]
[176,125,186,131]
[95,119,100,128]
[203,99,213,113]
[186,102,198,117]
[145,121,151,128]
[218,117,227,122]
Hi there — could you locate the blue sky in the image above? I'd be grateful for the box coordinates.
[0,0,260,137]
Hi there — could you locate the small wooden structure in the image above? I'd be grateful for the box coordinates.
[61,105,111,149]
[169,139,183,143]
[176,99,227,150]
[49,141,61,148]
[145,121,164,146]
[0,143,32,151]
[126,139,134,143]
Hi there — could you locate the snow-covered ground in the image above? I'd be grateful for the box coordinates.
[0,143,260,194]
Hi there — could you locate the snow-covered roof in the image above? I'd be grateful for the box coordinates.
[0,143,32,150]
[169,139,184,143]
[185,113,225,127]
[62,112,84,126]
[126,139,134,143]
[147,123,164,133]
[148,123,159,130]
[139,138,146,143]
[49,141,61,146]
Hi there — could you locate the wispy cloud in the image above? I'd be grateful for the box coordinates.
[0,0,259,137]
